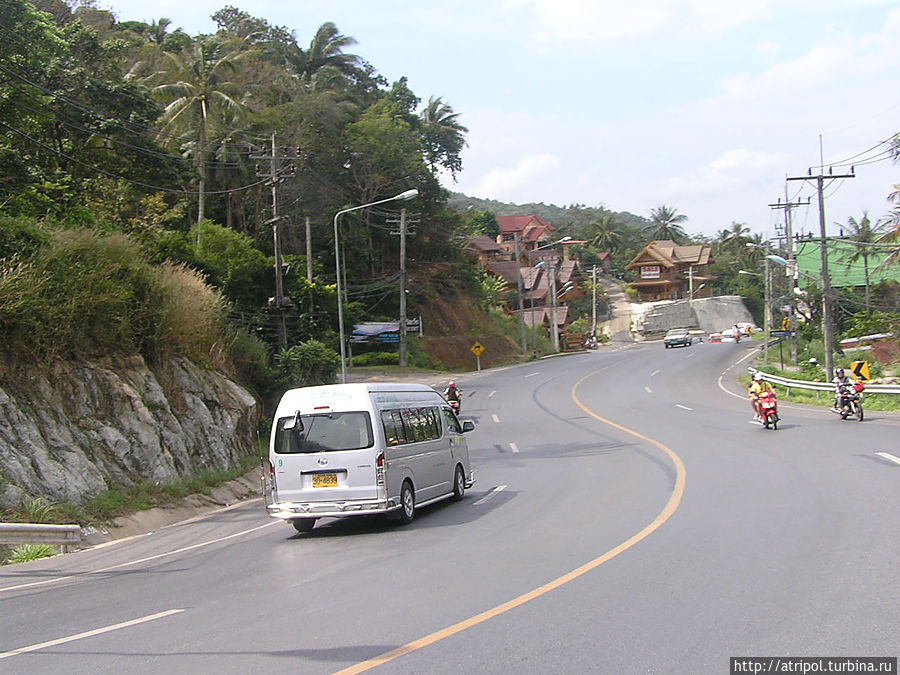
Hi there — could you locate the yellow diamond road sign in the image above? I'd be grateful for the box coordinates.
[470,342,484,357]
[850,360,869,381]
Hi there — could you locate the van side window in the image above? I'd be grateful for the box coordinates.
[381,406,442,445]
[442,407,462,433]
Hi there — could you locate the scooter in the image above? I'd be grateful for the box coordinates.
[448,398,461,415]
[758,390,779,430]
[834,382,864,421]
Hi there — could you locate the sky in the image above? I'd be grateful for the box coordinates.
[98,0,900,240]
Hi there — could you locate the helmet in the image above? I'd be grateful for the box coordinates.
[753,372,764,381]
[448,381,456,387]
[836,368,844,377]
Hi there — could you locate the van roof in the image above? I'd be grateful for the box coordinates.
[275,382,442,416]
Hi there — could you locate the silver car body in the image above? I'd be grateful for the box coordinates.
[265,383,474,525]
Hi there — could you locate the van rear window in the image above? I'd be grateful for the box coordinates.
[274,412,374,453]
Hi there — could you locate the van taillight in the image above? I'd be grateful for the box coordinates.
[375,452,385,486]
[268,460,277,490]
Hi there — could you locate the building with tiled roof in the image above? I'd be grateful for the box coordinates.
[496,215,556,254]
[625,240,714,302]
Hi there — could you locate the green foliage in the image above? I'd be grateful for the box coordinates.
[19,496,59,524]
[274,340,340,390]
[567,318,591,334]
[477,272,507,310]
[841,311,900,337]
[351,351,399,366]
[5,544,56,565]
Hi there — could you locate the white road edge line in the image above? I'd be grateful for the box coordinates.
[644,386,652,394]
[525,372,539,378]
[492,414,500,423]
[0,608,185,660]
[0,521,279,594]
[509,442,519,453]
[675,404,693,411]
[875,451,900,466]
[650,370,660,377]
[488,390,496,398]
[472,485,506,506]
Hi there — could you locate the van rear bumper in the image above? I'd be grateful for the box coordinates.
[267,498,399,520]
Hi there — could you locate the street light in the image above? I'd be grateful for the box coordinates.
[334,188,418,383]
[529,261,545,356]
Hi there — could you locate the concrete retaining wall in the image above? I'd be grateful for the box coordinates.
[631,295,754,335]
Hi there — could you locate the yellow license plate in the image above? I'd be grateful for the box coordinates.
[312,473,338,488]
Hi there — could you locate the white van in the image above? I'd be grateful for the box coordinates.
[265,382,475,532]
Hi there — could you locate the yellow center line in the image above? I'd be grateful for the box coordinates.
[334,367,687,675]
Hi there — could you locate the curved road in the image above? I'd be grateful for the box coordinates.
[1,341,897,673]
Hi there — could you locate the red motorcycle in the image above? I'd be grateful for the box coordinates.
[758,390,779,430]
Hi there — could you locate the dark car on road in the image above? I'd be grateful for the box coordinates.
[664,328,692,348]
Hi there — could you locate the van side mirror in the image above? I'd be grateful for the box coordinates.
[461,420,475,433]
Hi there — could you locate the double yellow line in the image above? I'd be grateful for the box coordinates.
[335,369,687,675]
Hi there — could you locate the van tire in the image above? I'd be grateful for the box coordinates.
[398,481,415,524]
[291,519,316,533]
[452,464,466,501]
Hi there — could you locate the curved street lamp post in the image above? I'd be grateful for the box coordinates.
[334,189,418,383]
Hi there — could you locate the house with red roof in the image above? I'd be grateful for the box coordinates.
[625,240,714,302]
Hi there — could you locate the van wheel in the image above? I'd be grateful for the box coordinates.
[452,464,466,501]
[398,481,415,524]
[291,519,315,533]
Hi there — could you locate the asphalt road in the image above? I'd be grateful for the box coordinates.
[2,341,898,674]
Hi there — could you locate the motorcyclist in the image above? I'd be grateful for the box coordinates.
[443,381,461,410]
[832,367,851,412]
[748,372,774,422]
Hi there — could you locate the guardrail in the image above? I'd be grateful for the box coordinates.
[748,367,900,397]
[0,523,82,553]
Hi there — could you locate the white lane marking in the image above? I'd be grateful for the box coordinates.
[675,404,693,411]
[0,609,185,660]
[650,370,660,377]
[875,452,900,466]
[509,442,519,453]
[0,521,279,594]
[687,352,696,358]
[644,386,652,394]
[492,414,500,423]
[488,390,496,398]
[525,372,539,378]
[472,485,506,506]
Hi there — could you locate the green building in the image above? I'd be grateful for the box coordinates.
[794,237,900,288]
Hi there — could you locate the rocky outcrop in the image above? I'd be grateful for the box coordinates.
[0,355,259,508]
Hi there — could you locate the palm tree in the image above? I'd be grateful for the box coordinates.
[646,205,688,243]
[840,211,886,313]
[290,22,362,83]
[153,39,246,227]
[720,221,751,255]
[419,96,468,179]
[589,211,623,253]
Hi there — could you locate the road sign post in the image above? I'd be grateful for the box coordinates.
[470,342,484,372]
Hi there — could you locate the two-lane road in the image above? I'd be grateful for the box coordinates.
[2,341,897,673]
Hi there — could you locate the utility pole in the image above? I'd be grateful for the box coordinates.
[768,190,810,367]
[787,156,854,380]
[252,134,298,351]
[591,265,597,337]
[398,208,408,368]
[513,231,527,355]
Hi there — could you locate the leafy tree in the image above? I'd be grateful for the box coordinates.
[717,221,751,255]
[589,211,624,253]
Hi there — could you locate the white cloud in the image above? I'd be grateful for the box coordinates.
[473,154,562,199]
[667,149,789,197]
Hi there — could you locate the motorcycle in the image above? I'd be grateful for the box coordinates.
[758,390,779,430]
[448,398,461,415]
[834,381,864,421]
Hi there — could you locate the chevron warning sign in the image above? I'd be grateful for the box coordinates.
[850,360,869,381]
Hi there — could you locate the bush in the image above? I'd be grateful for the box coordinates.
[5,544,56,565]
[274,340,339,391]
[352,351,399,366]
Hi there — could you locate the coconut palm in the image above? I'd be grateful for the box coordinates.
[420,96,468,179]
[719,221,751,255]
[153,39,246,227]
[840,211,886,313]
[290,22,362,83]
[589,211,623,253]
[646,205,688,243]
